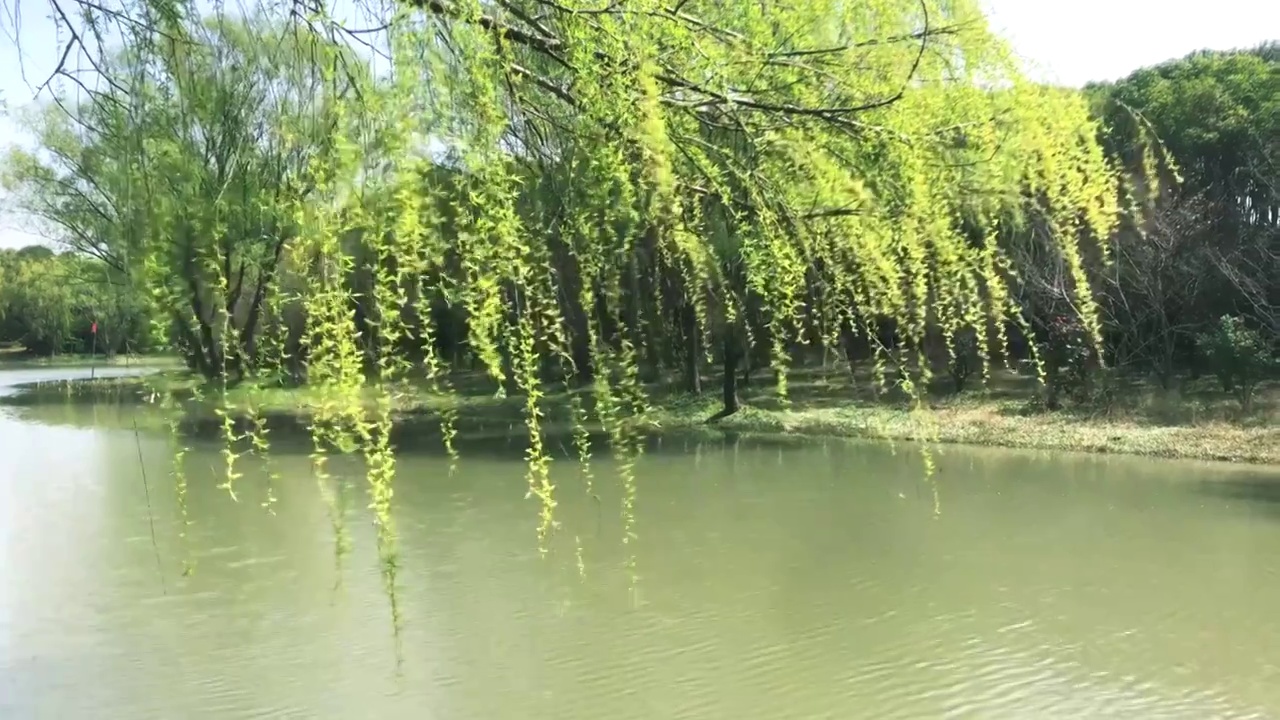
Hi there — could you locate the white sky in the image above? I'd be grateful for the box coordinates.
[2,0,1278,248]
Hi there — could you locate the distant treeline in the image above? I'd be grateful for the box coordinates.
[0,245,155,357]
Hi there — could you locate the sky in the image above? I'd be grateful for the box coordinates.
[2,0,1279,249]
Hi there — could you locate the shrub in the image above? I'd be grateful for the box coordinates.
[1038,314,1097,409]
[1197,315,1275,412]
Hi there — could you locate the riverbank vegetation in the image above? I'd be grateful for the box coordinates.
[0,1,1276,610]
[6,362,1276,465]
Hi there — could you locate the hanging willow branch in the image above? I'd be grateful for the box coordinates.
[3,0,1138,613]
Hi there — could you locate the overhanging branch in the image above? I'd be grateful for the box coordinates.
[404,0,934,126]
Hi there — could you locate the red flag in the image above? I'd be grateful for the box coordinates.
[91,321,98,335]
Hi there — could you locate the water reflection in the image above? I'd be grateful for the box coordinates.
[2,367,1280,718]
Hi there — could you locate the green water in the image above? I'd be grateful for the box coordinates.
[3,367,1280,718]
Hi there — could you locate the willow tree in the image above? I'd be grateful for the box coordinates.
[256,0,1120,552]
[6,0,1127,567]
[4,14,365,381]
[372,0,1119,398]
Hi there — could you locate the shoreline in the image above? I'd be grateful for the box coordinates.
[658,401,1279,466]
[0,351,180,368]
[2,371,1276,467]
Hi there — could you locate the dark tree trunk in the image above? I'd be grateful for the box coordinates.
[571,330,594,383]
[682,302,701,395]
[1188,341,1203,381]
[178,243,229,381]
[237,235,288,369]
[721,329,741,416]
[840,320,867,378]
[173,317,215,379]
[707,324,741,422]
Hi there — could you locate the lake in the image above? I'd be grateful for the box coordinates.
[3,366,1280,718]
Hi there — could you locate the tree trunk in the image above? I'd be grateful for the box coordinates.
[571,330,594,383]
[682,302,701,395]
[173,313,218,379]
[840,321,863,378]
[706,324,741,423]
[721,329,740,417]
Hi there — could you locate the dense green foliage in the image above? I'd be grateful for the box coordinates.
[0,246,152,355]
[1197,315,1276,411]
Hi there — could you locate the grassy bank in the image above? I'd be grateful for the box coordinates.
[670,395,1279,465]
[655,368,1278,464]
[3,365,1278,465]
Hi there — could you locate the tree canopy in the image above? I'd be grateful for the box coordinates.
[1080,45,1278,371]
